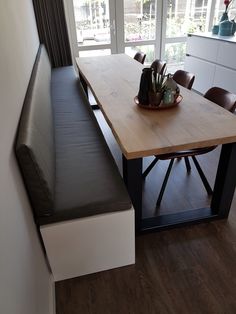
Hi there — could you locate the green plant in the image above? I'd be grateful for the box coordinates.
[152,70,167,93]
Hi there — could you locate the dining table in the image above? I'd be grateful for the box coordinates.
[76,54,236,232]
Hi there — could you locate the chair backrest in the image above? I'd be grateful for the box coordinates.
[173,70,195,90]
[204,87,236,113]
[150,59,166,75]
[133,52,146,64]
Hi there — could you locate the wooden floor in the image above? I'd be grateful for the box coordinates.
[56,108,236,314]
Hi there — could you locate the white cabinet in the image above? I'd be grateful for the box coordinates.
[217,41,236,70]
[214,65,236,94]
[185,56,215,94]
[186,36,219,62]
[185,34,236,95]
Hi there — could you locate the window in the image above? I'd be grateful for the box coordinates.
[162,0,212,72]
[164,42,187,73]
[125,45,155,64]
[124,0,157,42]
[166,0,211,37]
[213,0,236,23]
[66,0,220,70]
[73,0,111,47]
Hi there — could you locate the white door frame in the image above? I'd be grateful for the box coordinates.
[65,0,117,57]
[120,0,163,60]
[160,0,215,61]
[65,0,216,61]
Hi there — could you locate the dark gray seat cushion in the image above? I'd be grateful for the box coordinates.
[37,66,131,225]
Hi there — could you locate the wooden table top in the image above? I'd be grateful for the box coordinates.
[76,54,236,159]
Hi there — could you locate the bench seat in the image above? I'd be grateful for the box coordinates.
[38,66,131,225]
[15,45,135,281]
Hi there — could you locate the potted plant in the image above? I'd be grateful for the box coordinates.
[149,70,167,106]
[220,0,233,21]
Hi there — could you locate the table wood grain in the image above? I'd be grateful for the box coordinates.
[76,54,236,159]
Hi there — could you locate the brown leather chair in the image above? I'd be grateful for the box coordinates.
[143,87,236,208]
[133,52,146,64]
[150,59,166,75]
[204,87,236,113]
[172,70,195,168]
[173,70,195,90]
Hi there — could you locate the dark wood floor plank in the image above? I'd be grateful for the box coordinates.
[56,110,236,314]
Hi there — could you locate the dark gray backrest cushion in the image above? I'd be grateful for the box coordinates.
[15,45,55,217]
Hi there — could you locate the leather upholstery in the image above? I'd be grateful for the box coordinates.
[173,70,195,90]
[150,59,166,75]
[134,52,146,64]
[16,46,55,216]
[38,66,131,225]
[204,87,236,113]
[16,45,131,225]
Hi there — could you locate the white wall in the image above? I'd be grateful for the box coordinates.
[0,1,54,314]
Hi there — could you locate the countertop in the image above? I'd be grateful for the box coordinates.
[188,32,236,43]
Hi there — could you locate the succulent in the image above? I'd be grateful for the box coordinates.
[152,69,167,93]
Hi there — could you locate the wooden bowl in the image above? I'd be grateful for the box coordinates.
[134,95,183,110]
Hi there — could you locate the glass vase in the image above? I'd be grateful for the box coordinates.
[220,12,229,22]
[219,19,233,36]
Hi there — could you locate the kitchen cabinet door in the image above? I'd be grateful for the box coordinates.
[185,56,215,94]
[186,36,219,62]
[214,65,236,94]
[217,41,236,71]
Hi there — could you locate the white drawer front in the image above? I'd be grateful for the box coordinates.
[217,41,236,70]
[186,36,219,62]
[185,56,215,94]
[214,65,236,94]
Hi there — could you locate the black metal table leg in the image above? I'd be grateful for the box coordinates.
[133,142,236,232]
[211,142,236,217]
[122,155,143,231]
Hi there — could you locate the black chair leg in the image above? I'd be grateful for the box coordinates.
[192,156,213,195]
[156,159,175,208]
[184,157,191,172]
[143,157,159,179]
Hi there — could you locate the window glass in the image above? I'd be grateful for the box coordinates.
[79,49,111,57]
[213,0,236,24]
[164,42,186,73]
[73,0,111,46]
[124,0,157,42]
[125,45,155,64]
[166,0,210,37]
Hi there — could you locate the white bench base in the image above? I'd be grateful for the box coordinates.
[40,208,135,281]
